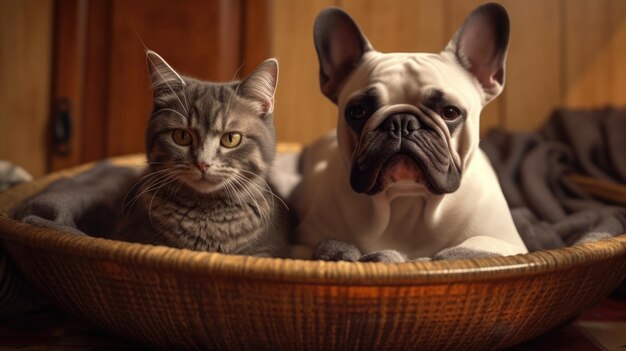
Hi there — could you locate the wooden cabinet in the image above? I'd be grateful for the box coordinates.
[49,0,268,171]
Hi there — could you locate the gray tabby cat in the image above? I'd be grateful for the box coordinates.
[113,51,289,257]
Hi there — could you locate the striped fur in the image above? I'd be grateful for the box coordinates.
[113,51,288,257]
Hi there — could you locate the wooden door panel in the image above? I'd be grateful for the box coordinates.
[48,0,246,171]
[81,0,113,163]
[48,0,87,172]
[0,0,53,177]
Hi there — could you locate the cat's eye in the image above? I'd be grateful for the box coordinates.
[172,129,192,146]
[441,106,462,120]
[347,106,367,120]
[220,132,242,148]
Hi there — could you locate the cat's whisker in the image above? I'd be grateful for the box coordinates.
[229,176,270,226]
[231,62,246,81]
[147,175,180,224]
[223,180,239,206]
[223,180,245,212]
[126,167,171,185]
[133,171,174,196]
[172,178,184,198]
[145,173,176,199]
[223,83,242,122]
[227,173,273,226]
[223,179,255,229]
[160,176,184,202]
[151,108,188,124]
[222,181,234,204]
[223,62,245,121]
[231,174,270,207]
[181,91,190,117]
[235,170,289,211]
[228,177,256,208]
[122,168,174,214]
[172,178,185,201]
[233,176,276,213]
[146,54,189,115]
[124,170,178,212]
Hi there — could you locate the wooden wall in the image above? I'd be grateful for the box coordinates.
[2,1,626,176]
[270,0,626,144]
[0,1,53,177]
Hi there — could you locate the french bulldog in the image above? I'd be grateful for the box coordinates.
[290,3,528,261]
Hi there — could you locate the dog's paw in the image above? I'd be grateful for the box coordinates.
[359,250,406,263]
[432,246,499,261]
[312,239,361,262]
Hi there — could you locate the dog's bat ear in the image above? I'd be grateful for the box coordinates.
[443,3,509,105]
[314,7,372,103]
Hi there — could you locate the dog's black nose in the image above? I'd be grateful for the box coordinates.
[380,113,421,137]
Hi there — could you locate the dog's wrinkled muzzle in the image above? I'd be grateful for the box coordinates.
[350,110,460,195]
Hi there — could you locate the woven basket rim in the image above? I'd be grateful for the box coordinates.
[2,215,625,286]
[1,153,625,286]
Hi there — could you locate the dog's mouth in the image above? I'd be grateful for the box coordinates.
[349,112,462,195]
[350,151,428,195]
[376,154,424,190]
[349,133,461,196]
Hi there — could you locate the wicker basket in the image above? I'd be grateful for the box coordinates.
[0,155,625,350]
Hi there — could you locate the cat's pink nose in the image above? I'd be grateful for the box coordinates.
[195,163,210,173]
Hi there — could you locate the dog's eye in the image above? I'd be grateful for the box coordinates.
[441,106,461,120]
[347,106,367,120]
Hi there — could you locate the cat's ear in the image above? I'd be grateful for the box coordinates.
[443,3,509,104]
[238,59,278,114]
[146,50,186,97]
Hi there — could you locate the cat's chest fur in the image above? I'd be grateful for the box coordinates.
[121,184,270,254]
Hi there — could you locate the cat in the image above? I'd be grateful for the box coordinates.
[112,50,289,257]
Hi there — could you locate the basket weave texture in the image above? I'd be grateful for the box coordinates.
[0,154,625,350]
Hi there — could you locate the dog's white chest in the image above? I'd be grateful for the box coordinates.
[361,196,441,256]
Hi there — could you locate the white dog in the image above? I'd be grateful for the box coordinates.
[289,3,528,261]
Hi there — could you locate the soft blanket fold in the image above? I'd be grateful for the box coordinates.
[481,107,626,251]
[11,162,140,238]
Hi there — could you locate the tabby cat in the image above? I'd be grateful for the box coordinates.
[113,50,289,257]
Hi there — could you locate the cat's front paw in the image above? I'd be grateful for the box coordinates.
[312,239,361,262]
[359,250,406,262]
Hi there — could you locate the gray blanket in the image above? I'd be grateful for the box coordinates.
[12,162,140,238]
[481,107,626,251]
